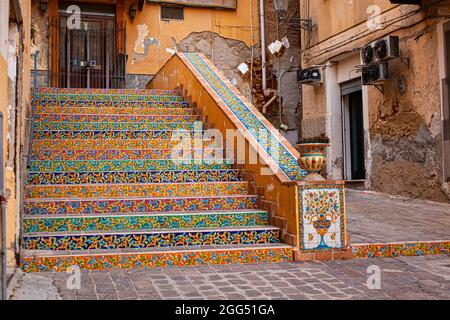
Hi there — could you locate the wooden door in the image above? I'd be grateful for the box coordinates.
[59,14,115,88]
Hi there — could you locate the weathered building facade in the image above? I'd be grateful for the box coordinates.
[299,0,450,202]
[0,0,31,275]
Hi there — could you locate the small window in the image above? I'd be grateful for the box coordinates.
[161,6,184,21]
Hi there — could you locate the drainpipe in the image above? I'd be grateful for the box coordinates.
[259,0,267,94]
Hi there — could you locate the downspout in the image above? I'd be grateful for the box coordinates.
[259,0,267,93]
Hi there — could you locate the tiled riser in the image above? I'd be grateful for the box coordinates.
[33,130,205,140]
[28,170,241,185]
[35,114,200,123]
[36,106,195,115]
[26,182,248,199]
[37,88,183,96]
[352,242,450,258]
[32,139,214,150]
[37,95,185,102]
[24,196,258,215]
[22,229,280,250]
[20,247,293,272]
[36,100,188,109]
[23,211,268,233]
[34,122,200,131]
[31,148,224,161]
[30,160,231,173]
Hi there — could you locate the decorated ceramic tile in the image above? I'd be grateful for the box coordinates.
[36,100,189,108]
[31,148,223,161]
[182,52,306,182]
[22,228,280,250]
[352,241,450,258]
[33,130,205,140]
[27,169,241,185]
[26,181,248,199]
[29,159,232,173]
[24,195,258,215]
[36,94,184,102]
[20,246,293,272]
[32,139,213,151]
[298,184,346,251]
[35,106,194,116]
[22,210,268,233]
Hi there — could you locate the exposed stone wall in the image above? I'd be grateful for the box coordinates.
[367,22,446,202]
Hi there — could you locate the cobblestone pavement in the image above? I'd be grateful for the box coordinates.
[346,189,450,243]
[8,255,450,300]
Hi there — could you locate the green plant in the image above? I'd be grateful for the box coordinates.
[297,133,330,144]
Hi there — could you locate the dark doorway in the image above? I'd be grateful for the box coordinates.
[342,83,366,181]
[347,91,366,180]
[58,2,125,88]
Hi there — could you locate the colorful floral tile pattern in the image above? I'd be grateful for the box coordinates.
[34,121,199,131]
[36,100,189,109]
[28,170,241,185]
[24,195,258,215]
[36,88,183,96]
[182,52,306,182]
[22,229,280,250]
[36,94,184,102]
[31,148,222,161]
[36,106,194,116]
[35,114,200,123]
[352,241,450,258]
[20,246,293,272]
[33,130,205,140]
[298,184,346,251]
[32,139,212,151]
[29,159,231,173]
[22,87,292,272]
[23,211,268,233]
[26,182,248,199]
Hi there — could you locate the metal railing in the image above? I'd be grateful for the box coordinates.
[56,26,126,89]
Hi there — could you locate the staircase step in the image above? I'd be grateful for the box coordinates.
[24,195,258,215]
[36,100,189,109]
[22,210,268,232]
[31,148,224,161]
[34,114,201,123]
[29,159,232,173]
[36,95,185,102]
[26,181,248,199]
[28,169,241,185]
[20,244,294,272]
[35,106,195,116]
[34,121,202,131]
[22,226,280,251]
[33,130,205,140]
[37,88,183,96]
[32,139,214,151]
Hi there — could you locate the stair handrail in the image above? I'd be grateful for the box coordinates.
[28,50,39,169]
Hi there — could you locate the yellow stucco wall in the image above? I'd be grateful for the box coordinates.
[125,1,260,75]
[301,0,396,43]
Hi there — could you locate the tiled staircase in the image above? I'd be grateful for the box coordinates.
[20,88,293,272]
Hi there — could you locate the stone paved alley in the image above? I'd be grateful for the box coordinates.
[8,189,450,300]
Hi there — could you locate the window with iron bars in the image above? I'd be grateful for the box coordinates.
[161,5,184,21]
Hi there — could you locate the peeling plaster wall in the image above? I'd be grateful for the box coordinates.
[300,1,450,202]
[126,1,260,76]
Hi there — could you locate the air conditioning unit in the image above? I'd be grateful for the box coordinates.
[297,68,322,85]
[360,36,400,66]
[362,62,389,85]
